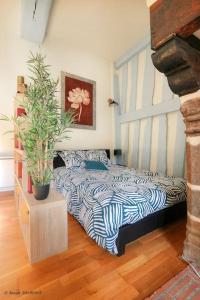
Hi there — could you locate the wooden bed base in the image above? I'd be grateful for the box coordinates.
[116,201,186,256]
[53,150,187,256]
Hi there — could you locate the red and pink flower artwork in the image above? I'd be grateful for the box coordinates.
[68,88,90,122]
[61,72,96,129]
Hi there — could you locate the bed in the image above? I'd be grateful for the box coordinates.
[53,149,187,256]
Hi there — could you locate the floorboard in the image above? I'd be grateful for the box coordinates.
[0,193,187,299]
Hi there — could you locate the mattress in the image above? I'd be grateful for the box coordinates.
[53,165,186,254]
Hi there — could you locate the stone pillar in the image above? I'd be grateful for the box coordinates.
[181,92,200,265]
[151,37,200,266]
[146,0,200,266]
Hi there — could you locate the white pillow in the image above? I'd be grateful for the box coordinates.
[85,150,111,166]
[59,150,87,168]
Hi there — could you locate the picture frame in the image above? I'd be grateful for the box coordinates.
[61,71,96,130]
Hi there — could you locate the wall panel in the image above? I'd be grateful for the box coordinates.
[150,116,159,172]
[121,64,128,114]
[114,74,121,165]
[120,123,129,166]
[130,120,140,169]
[173,112,185,177]
[114,39,185,177]
[139,118,152,170]
[156,114,167,174]
[167,112,178,176]
[142,48,155,108]
[136,49,146,111]
[129,56,138,112]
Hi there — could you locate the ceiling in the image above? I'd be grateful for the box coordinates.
[45,0,150,61]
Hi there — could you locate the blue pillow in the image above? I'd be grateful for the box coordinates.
[84,160,108,170]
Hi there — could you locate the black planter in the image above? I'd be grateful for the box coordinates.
[33,184,50,200]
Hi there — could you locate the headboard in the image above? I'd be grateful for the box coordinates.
[53,149,110,169]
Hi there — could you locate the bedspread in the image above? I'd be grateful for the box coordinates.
[53,165,186,254]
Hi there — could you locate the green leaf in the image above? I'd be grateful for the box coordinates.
[0,51,74,184]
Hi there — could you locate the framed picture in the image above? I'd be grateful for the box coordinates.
[61,72,96,130]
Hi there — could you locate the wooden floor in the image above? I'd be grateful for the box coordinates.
[0,192,187,300]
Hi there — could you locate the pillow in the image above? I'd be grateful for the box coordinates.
[85,150,111,166]
[59,150,87,168]
[84,160,108,170]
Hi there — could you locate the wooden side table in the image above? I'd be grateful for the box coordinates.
[15,177,68,264]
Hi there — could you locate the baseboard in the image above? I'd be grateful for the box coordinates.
[0,186,14,192]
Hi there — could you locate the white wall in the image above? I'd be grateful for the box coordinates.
[0,0,114,190]
[0,159,14,191]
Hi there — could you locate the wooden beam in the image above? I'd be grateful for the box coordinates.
[152,37,200,96]
[150,0,200,50]
[21,0,53,45]
[146,0,157,7]
[114,74,122,165]
[120,99,180,124]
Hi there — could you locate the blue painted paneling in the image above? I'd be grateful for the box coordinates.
[131,120,140,169]
[114,74,122,165]
[140,118,152,170]
[114,36,150,69]
[130,56,138,112]
[173,112,186,177]
[121,124,129,166]
[120,99,180,124]
[121,64,128,114]
[142,47,155,108]
[157,115,167,174]
[21,0,53,44]
[114,39,185,177]
[161,75,173,102]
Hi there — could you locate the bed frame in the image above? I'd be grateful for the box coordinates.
[53,149,187,256]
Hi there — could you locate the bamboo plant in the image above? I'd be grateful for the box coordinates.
[1,52,73,187]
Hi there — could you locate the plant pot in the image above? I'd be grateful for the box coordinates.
[33,184,50,200]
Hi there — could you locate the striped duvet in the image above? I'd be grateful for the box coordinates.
[53,165,186,254]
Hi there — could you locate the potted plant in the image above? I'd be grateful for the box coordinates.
[1,53,73,200]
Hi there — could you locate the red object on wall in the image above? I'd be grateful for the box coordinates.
[18,141,24,150]
[14,135,19,148]
[18,161,22,179]
[16,108,25,150]
[16,107,26,116]
[27,175,33,193]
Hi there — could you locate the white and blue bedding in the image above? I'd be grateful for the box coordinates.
[54,164,186,255]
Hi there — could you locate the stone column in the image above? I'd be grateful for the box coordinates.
[151,36,200,266]
[146,0,200,266]
[181,92,200,264]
